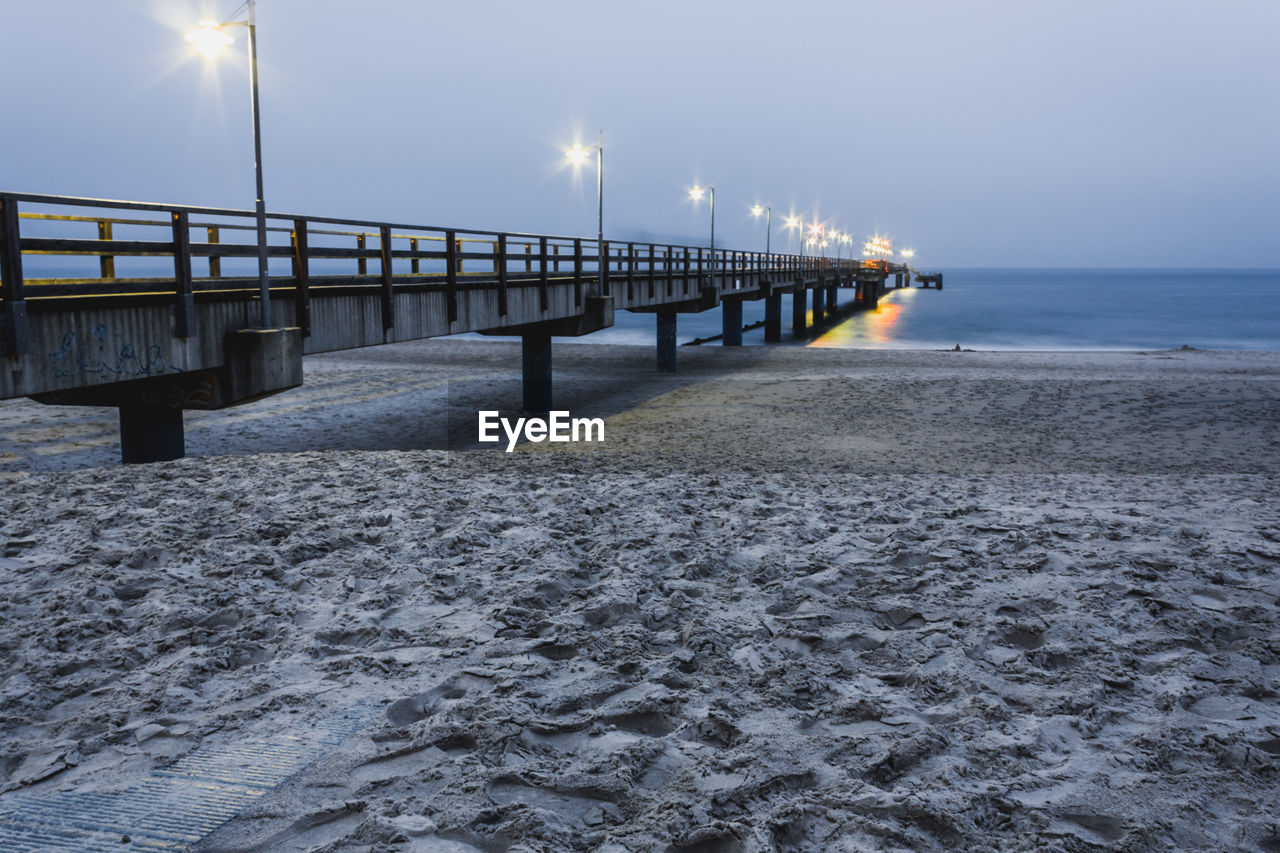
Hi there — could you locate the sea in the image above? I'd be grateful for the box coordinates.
[539,268,1280,351]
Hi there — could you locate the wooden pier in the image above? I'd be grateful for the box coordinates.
[0,192,942,462]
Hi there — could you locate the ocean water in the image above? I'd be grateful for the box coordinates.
[543,268,1280,351]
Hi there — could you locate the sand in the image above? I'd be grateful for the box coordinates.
[0,341,1278,852]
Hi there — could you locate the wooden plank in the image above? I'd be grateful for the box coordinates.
[291,219,311,337]
[171,211,196,337]
[445,229,459,323]
[380,225,395,330]
[0,197,29,356]
[496,233,508,316]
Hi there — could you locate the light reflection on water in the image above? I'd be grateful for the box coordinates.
[464,269,1280,351]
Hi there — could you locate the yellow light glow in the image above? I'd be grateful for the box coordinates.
[900,249,915,258]
[689,186,705,201]
[185,19,233,59]
[565,143,590,166]
[751,205,764,217]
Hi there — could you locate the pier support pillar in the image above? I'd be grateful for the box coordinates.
[722,298,743,347]
[791,288,807,336]
[764,293,782,342]
[895,272,903,288]
[656,307,677,372]
[812,286,826,323]
[827,285,838,314]
[119,403,184,464]
[521,331,552,413]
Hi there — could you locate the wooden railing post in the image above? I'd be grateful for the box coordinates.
[357,233,367,276]
[573,238,583,307]
[600,239,609,297]
[379,224,395,330]
[455,237,464,273]
[410,237,420,275]
[97,220,115,279]
[538,237,549,312]
[206,226,221,278]
[683,247,691,294]
[496,233,509,316]
[647,243,656,298]
[444,229,459,323]
[0,197,29,356]
[525,242,532,273]
[171,211,196,338]
[626,241,635,301]
[291,219,311,337]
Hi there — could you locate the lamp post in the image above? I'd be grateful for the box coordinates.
[185,1,272,328]
[784,215,802,258]
[688,182,715,283]
[565,130,604,296]
[751,204,772,255]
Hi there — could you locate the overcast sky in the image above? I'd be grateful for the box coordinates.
[4,0,1277,267]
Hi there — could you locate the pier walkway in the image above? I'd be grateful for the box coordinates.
[0,192,940,462]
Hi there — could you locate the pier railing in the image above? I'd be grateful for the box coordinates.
[0,192,867,353]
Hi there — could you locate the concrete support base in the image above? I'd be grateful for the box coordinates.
[656,308,677,372]
[791,289,807,336]
[722,299,743,347]
[764,294,782,342]
[521,332,552,413]
[813,286,826,323]
[119,403,184,464]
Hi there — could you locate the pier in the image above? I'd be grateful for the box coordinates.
[0,192,941,463]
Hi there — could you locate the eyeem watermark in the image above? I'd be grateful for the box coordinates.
[478,410,605,452]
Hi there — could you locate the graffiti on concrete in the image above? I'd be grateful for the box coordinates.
[48,325,175,379]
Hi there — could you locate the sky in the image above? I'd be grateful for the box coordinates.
[3,0,1278,267]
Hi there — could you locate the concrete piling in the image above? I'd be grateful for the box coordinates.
[521,331,553,413]
[722,298,743,347]
[656,307,677,372]
[791,288,807,337]
[119,403,184,464]
[764,294,781,342]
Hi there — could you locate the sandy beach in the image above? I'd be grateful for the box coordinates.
[1,340,1278,851]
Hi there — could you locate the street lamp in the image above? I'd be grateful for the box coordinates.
[565,130,604,295]
[751,204,772,255]
[185,2,272,328]
[784,215,802,258]
[688,182,715,282]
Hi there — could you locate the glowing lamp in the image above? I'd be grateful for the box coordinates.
[185,20,233,58]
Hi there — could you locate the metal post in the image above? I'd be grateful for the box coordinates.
[709,184,716,287]
[246,0,271,328]
[596,129,604,298]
